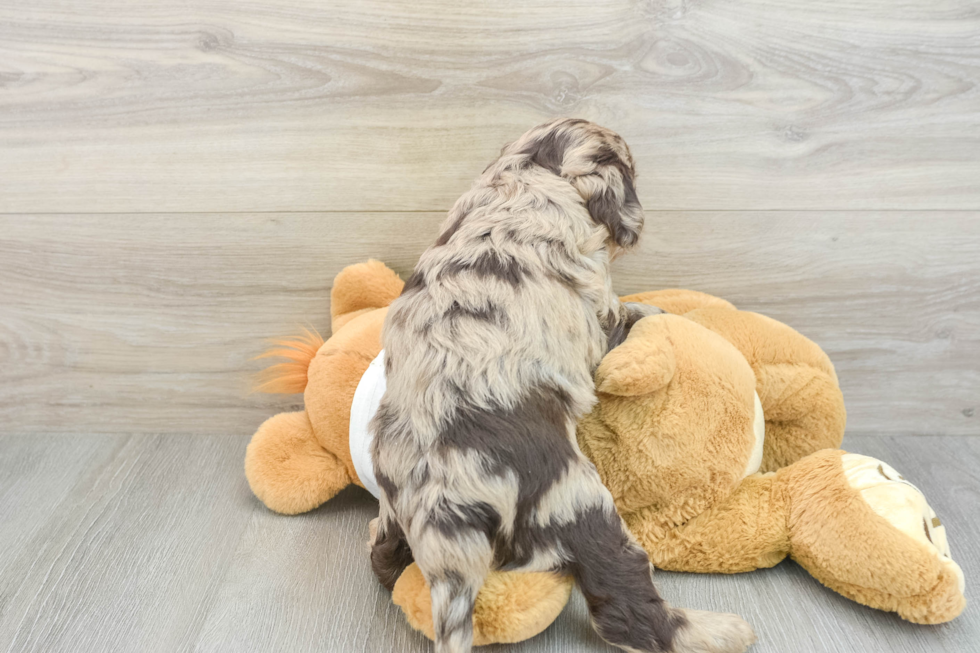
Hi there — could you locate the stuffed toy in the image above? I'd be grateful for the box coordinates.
[245,260,966,647]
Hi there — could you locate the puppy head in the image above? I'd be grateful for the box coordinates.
[508,118,644,250]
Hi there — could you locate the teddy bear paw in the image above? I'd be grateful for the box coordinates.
[841,453,965,595]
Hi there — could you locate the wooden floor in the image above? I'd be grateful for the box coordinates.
[0,434,975,653]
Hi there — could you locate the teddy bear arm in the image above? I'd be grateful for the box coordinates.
[631,474,792,574]
[595,315,677,396]
[245,410,352,515]
[392,563,573,646]
[781,450,965,624]
[619,289,736,315]
[755,363,846,471]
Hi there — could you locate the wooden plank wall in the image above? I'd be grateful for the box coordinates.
[1,0,978,436]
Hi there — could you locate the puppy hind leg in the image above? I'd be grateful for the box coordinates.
[565,500,755,653]
[370,502,414,592]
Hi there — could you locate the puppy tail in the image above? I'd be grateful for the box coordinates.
[416,529,493,653]
[427,564,489,653]
[252,327,325,394]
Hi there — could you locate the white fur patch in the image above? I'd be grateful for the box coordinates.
[531,460,607,527]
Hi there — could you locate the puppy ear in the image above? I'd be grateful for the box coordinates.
[513,119,644,248]
[595,316,675,396]
[588,173,643,249]
[569,151,644,249]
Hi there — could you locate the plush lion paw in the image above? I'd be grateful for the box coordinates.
[841,453,966,622]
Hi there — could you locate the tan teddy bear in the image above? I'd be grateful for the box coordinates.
[581,292,965,624]
[245,261,965,647]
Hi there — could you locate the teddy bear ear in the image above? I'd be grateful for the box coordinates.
[595,316,677,396]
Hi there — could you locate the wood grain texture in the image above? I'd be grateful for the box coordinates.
[1,0,978,212]
[0,213,433,436]
[1,212,977,437]
[0,434,976,652]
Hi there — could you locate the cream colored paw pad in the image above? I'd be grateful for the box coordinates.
[842,453,965,593]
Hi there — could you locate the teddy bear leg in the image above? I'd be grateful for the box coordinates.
[785,450,965,624]
[754,362,846,471]
[330,260,405,333]
[632,473,792,574]
[245,410,352,515]
[619,289,737,315]
[391,563,573,646]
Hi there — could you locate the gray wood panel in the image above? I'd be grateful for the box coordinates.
[620,212,980,438]
[0,434,976,652]
[1,0,978,212]
[1,213,977,437]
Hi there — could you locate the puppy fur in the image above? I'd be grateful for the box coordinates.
[370,119,755,653]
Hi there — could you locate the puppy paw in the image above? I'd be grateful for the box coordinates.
[367,517,380,553]
[842,453,965,595]
[672,609,756,653]
[623,301,665,321]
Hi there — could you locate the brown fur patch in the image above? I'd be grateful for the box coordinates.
[441,251,529,288]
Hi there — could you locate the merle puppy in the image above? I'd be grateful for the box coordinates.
[369,119,756,653]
